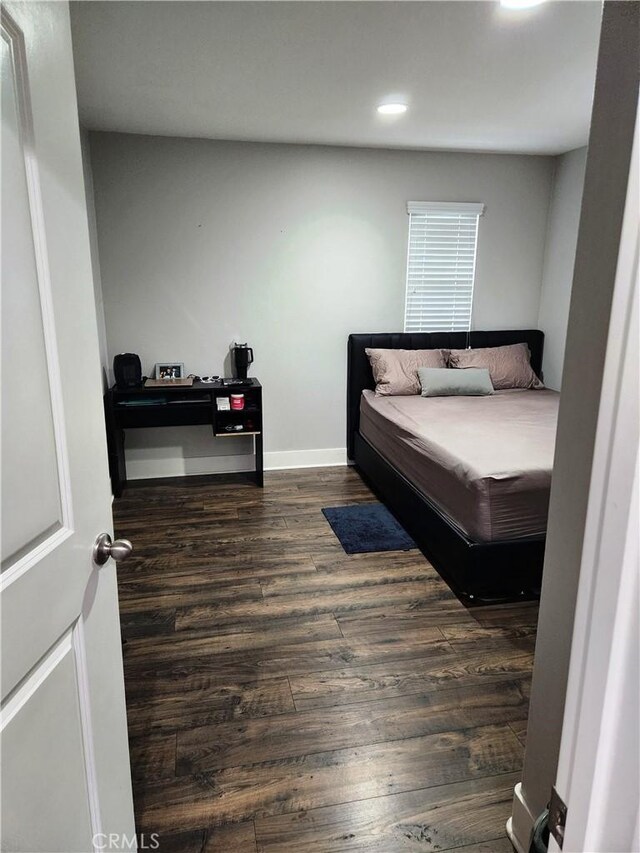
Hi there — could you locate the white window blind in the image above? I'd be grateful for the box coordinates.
[404,201,484,333]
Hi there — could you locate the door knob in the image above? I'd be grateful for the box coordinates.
[92,532,133,566]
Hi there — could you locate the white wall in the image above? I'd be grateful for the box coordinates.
[537,147,588,390]
[89,133,554,477]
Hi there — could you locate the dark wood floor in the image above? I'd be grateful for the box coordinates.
[113,466,538,852]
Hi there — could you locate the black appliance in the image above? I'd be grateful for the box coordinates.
[113,353,142,389]
[232,343,254,380]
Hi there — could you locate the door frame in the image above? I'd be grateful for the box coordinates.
[507,5,639,848]
[549,99,639,853]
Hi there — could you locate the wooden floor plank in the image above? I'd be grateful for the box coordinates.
[310,549,427,572]
[283,512,344,530]
[333,594,487,627]
[441,623,538,654]
[469,601,540,628]
[260,563,441,597]
[126,677,295,737]
[119,570,272,599]
[131,526,339,553]
[175,680,529,774]
[117,552,318,582]
[118,579,264,614]
[442,625,536,649]
[127,536,341,562]
[123,613,343,665]
[254,772,521,852]
[129,732,176,781]
[289,647,534,710]
[509,718,528,746]
[154,822,257,853]
[175,579,452,631]
[128,516,289,546]
[120,608,176,640]
[124,633,453,695]
[337,601,478,634]
[135,724,524,832]
[434,841,515,853]
[229,490,375,519]
[113,465,537,848]
[131,514,287,534]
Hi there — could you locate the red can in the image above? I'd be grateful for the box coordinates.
[230,394,245,411]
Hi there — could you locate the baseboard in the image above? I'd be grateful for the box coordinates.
[507,782,535,853]
[126,447,347,480]
[265,448,347,470]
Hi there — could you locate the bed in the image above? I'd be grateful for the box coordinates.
[347,330,555,603]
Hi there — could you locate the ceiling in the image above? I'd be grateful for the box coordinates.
[70,1,602,156]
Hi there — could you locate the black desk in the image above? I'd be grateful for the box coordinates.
[104,378,263,497]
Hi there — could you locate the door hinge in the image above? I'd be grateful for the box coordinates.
[549,785,567,849]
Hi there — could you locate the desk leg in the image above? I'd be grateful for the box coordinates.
[110,427,127,498]
[255,433,264,488]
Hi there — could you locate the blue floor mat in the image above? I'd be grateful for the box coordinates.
[321,502,417,554]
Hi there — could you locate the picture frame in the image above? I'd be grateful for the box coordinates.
[155,362,184,380]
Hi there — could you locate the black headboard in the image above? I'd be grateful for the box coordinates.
[347,329,544,460]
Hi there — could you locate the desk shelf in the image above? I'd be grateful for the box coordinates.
[105,378,263,495]
[116,406,213,429]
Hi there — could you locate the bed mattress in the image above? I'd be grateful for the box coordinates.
[359,388,559,543]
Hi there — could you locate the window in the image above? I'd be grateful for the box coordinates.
[404,201,484,333]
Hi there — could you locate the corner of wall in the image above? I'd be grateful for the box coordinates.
[536,147,588,390]
[536,156,560,329]
[79,125,111,391]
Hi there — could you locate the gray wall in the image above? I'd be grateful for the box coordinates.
[89,132,554,477]
[537,147,588,390]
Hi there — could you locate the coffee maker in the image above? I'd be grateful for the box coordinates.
[232,343,254,379]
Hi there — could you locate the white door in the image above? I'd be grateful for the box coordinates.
[1,3,135,851]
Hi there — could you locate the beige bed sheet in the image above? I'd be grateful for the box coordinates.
[359,388,559,542]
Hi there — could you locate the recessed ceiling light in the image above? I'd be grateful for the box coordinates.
[500,0,546,8]
[377,103,408,116]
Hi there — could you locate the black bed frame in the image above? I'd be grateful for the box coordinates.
[347,330,546,604]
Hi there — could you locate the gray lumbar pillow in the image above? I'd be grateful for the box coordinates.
[418,367,494,397]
